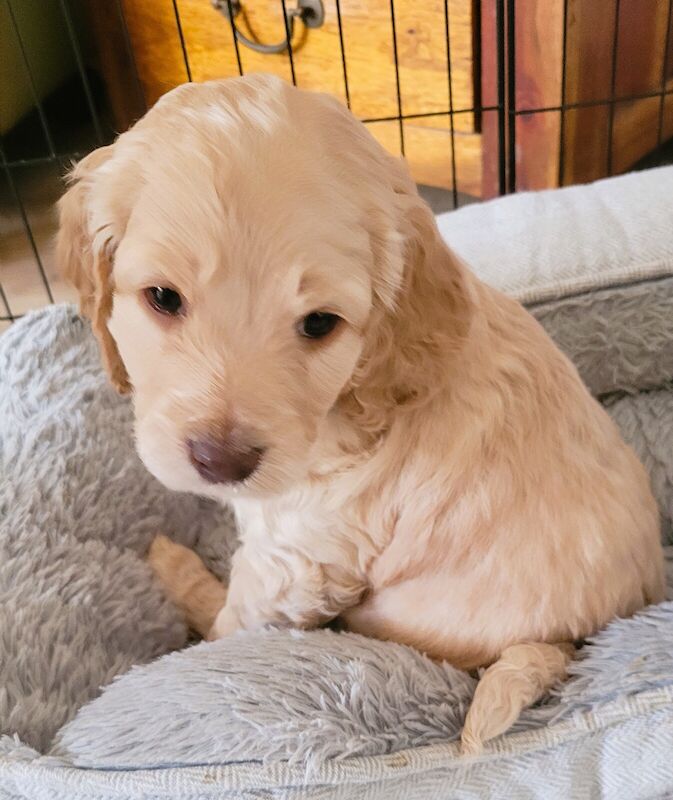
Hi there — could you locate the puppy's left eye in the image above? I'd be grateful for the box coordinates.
[299,311,341,339]
[144,286,183,316]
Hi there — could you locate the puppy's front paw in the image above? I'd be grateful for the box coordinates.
[147,533,200,588]
[147,532,174,565]
[147,534,228,638]
[207,604,240,641]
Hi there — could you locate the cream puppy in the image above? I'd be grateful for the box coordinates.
[57,74,664,752]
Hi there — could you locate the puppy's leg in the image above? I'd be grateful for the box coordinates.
[460,642,574,755]
[148,534,227,638]
[151,535,365,642]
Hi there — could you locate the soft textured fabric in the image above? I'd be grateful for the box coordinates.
[54,629,477,770]
[0,308,237,753]
[3,690,673,799]
[530,276,673,398]
[436,166,673,305]
[607,388,673,544]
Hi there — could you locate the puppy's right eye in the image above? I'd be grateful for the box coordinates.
[144,287,183,316]
[299,311,341,339]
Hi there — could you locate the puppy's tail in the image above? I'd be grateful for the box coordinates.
[147,534,228,638]
[461,642,574,755]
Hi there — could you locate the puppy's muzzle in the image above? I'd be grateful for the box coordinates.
[187,434,264,484]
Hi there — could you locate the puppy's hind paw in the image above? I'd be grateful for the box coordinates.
[459,727,484,757]
[459,642,572,757]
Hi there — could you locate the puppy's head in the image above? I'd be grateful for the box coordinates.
[57,75,444,499]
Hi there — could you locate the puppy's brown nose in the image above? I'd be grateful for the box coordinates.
[187,435,263,484]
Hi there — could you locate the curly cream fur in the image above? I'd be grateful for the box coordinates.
[57,75,664,753]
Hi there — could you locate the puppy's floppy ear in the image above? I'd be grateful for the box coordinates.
[342,155,475,438]
[57,146,131,394]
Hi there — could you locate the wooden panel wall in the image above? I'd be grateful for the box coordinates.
[481,0,673,195]
[563,0,673,183]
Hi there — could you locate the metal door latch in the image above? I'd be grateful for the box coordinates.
[212,0,324,54]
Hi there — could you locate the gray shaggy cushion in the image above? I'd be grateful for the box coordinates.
[51,600,673,770]
[0,307,236,752]
[530,276,673,398]
[607,387,673,543]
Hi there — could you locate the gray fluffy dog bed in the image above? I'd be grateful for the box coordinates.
[2,168,673,800]
[2,304,673,772]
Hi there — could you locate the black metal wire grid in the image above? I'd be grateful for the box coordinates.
[2,0,673,326]
[1,0,129,324]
